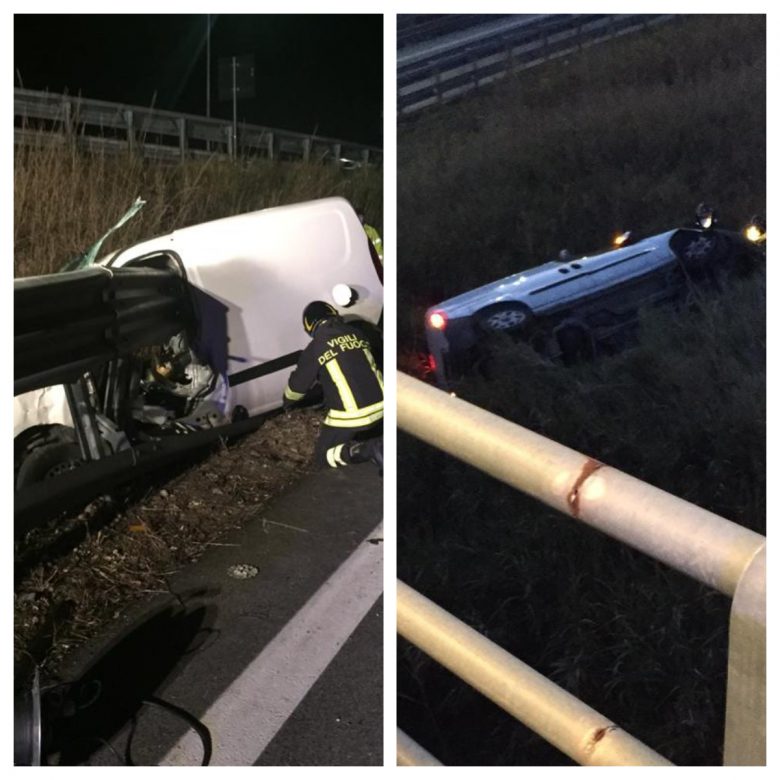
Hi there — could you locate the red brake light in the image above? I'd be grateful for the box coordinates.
[429,311,447,330]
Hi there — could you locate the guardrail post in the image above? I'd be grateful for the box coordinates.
[723,546,765,765]
[223,124,233,158]
[176,117,188,161]
[361,148,370,166]
[302,137,311,162]
[61,99,73,138]
[332,142,341,165]
[267,131,275,160]
[123,109,135,156]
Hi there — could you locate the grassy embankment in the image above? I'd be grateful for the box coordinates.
[397,14,765,766]
[14,142,382,278]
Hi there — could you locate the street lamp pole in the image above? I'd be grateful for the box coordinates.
[232,55,238,159]
[206,14,211,120]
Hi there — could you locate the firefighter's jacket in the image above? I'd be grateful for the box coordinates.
[284,319,383,428]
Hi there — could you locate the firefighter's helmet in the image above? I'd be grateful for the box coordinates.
[302,301,339,336]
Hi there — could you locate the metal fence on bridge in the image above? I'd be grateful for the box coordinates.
[14,88,382,167]
[398,14,676,116]
[396,372,765,766]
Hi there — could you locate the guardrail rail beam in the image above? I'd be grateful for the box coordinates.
[398,581,673,766]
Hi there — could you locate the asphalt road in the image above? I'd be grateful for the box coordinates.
[51,462,383,767]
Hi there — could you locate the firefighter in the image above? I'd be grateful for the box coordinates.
[283,301,383,470]
[356,209,384,266]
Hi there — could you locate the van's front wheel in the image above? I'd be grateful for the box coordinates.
[15,426,84,489]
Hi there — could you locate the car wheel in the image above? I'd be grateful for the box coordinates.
[476,303,533,333]
[15,426,84,489]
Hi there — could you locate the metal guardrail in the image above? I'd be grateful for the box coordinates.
[14,266,189,395]
[14,88,382,166]
[398,581,672,766]
[397,14,675,116]
[396,372,766,766]
[12,264,273,536]
[397,14,513,48]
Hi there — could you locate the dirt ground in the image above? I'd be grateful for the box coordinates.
[14,409,321,686]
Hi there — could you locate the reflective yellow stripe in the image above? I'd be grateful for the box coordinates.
[326,443,348,468]
[363,348,384,392]
[284,384,305,401]
[325,359,358,412]
[327,400,384,419]
[325,407,384,428]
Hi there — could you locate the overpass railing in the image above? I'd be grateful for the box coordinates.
[396,372,765,766]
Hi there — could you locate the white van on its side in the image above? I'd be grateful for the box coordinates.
[14,196,383,489]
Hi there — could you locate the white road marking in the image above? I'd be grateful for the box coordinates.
[160,522,383,766]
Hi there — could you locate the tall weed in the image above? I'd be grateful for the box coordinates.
[14,141,382,277]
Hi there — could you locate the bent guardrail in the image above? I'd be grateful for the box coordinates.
[396,372,765,766]
[15,266,190,395]
[13,267,267,536]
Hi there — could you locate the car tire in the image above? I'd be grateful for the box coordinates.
[476,303,534,334]
[15,425,84,489]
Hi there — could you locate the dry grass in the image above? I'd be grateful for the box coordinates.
[14,142,382,278]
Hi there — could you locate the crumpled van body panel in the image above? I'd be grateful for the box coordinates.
[104,197,383,418]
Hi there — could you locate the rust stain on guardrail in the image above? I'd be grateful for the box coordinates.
[567,458,603,518]
[583,724,619,757]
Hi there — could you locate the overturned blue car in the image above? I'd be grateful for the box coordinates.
[424,214,765,386]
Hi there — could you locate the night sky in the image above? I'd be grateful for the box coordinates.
[13,14,383,145]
